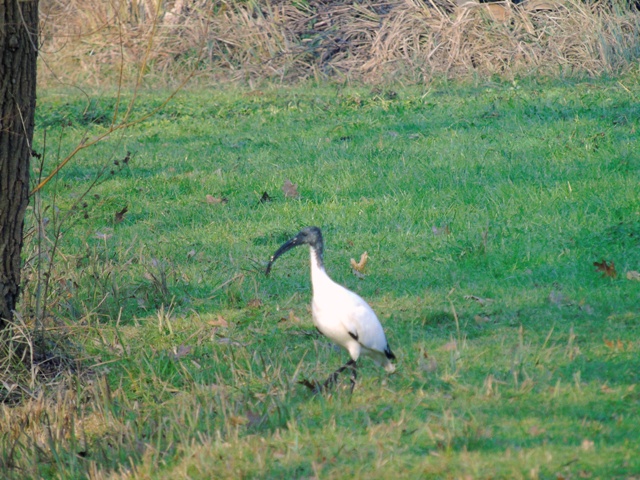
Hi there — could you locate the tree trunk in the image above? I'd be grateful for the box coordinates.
[0,0,39,330]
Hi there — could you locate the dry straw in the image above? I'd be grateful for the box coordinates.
[37,0,640,84]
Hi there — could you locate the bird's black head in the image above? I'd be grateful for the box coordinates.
[265,226,324,276]
[293,226,323,247]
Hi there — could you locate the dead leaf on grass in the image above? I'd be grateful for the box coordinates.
[114,206,128,223]
[206,194,228,204]
[280,310,302,323]
[172,344,192,359]
[474,314,491,325]
[593,259,617,278]
[626,270,640,281]
[247,298,263,309]
[464,295,494,306]
[600,383,614,394]
[581,439,595,451]
[603,338,626,351]
[350,251,369,272]
[208,314,229,328]
[229,415,248,426]
[282,179,300,199]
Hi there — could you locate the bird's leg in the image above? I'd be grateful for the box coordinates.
[347,359,357,393]
[321,359,357,392]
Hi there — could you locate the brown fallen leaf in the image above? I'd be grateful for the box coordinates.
[626,270,640,281]
[604,338,626,351]
[282,179,300,199]
[288,310,301,323]
[600,382,614,394]
[208,315,228,328]
[593,259,617,278]
[464,295,494,306]
[172,344,192,359]
[247,298,263,309]
[581,439,595,451]
[114,206,128,223]
[206,194,228,204]
[229,415,248,426]
[474,314,491,325]
[350,251,369,273]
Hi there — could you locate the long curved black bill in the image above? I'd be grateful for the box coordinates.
[265,237,299,276]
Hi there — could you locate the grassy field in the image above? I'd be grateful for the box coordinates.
[5,76,640,478]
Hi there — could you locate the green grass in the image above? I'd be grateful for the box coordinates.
[9,76,640,478]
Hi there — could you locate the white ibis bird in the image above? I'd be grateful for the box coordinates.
[266,226,395,392]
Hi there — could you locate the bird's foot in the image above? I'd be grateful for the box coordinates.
[297,376,339,395]
[298,378,323,394]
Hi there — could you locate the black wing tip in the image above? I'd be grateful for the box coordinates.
[385,346,396,360]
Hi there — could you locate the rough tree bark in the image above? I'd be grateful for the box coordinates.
[0,0,39,330]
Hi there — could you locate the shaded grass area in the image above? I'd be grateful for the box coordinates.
[4,77,639,478]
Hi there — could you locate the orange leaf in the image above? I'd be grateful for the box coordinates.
[581,439,595,451]
[350,251,369,273]
[593,259,617,278]
[286,310,301,323]
[206,194,228,204]
[208,315,228,328]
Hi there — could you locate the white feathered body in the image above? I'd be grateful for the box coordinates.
[310,249,395,372]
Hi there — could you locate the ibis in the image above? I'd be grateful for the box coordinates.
[266,226,395,392]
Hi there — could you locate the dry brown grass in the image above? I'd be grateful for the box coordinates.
[39,0,640,85]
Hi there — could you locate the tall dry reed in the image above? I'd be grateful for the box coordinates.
[38,0,640,84]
